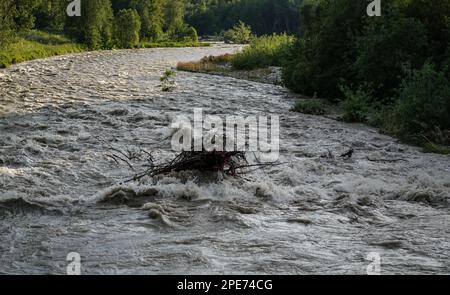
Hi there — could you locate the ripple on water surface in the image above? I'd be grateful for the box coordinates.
[0,45,450,274]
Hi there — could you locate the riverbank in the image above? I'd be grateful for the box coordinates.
[176,34,292,85]
[176,53,450,155]
[176,54,282,85]
[0,30,210,69]
[0,31,84,68]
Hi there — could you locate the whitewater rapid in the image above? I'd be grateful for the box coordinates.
[0,44,449,274]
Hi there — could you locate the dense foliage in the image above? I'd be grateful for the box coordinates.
[231,34,294,70]
[223,21,252,44]
[282,0,450,144]
[389,64,450,140]
[114,9,141,48]
[185,0,304,36]
[0,0,16,48]
[65,0,114,49]
[0,0,200,50]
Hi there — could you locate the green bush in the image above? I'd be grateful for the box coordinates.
[388,63,450,138]
[160,69,176,92]
[231,34,294,70]
[282,0,368,98]
[114,9,141,48]
[184,26,199,42]
[281,36,319,96]
[172,25,198,42]
[224,21,253,44]
[291,99,326,115]
[352,12,427,99]
[340,86,372,123]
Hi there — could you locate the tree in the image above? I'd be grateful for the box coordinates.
[183,25,198,42]
[172,24,198,42]
[185,0,303,36]
[391,63,450,136]
[353,11,427,99]
[114,8,141,48]
[402,0,450,64]
[146,0,164,41]
[14,0,42,31]
[65,0,114,49]
[224,21,253,44]
[282,0,368,97]
[34,0,67,30]
[164,0,185,37]
[130,0,164,41]
[0,0,16,48]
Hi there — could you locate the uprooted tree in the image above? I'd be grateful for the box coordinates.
[105,144,284,183]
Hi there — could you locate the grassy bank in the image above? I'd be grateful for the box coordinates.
[177,34,293,73]
[0,31,84,68]
[177,53,282,85]
[177,54,233,72]
[177,34,292,84]
[0,30,211,69]
[231,34,294,70]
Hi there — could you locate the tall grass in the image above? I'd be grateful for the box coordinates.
[231,34,294,70]
[291,99,327,115]
[0,31,84,68]
[177,54,233,72]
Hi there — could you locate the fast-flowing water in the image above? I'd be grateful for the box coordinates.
[0,44,449,274]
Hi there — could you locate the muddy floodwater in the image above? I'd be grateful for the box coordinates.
[0,44,449,274]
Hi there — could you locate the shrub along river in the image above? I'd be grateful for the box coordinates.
[0,44,449,274]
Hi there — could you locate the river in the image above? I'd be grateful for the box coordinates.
[0,44,449,274]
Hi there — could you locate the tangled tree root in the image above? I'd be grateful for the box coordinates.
[132,150,249,182]
[105,145,284,183]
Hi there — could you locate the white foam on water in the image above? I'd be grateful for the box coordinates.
[0,44,449,274]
